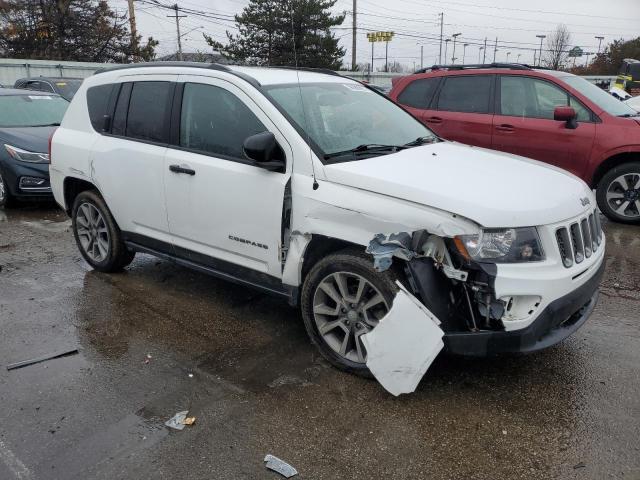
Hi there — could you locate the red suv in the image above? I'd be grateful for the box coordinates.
[390,64,640,224]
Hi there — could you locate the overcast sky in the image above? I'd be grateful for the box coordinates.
[110,0,640,69]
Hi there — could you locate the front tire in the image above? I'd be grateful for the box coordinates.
[300,249,401,377]
[596,162,640,225]
[72,190,135,272]
[0,170,15,208]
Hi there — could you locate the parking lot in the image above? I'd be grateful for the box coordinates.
[0,202,637,479]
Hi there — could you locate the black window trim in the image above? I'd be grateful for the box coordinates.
[434,73,496,114]
[168,81,287,169]
[496,74,598,123]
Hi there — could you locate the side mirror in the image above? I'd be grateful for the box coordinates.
[243,132,285,172]
[554,106,578,129]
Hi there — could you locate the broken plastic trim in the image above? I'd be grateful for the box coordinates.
[264,454,298,478]
[362,282,444,396]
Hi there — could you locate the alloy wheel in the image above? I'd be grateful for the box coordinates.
[76,202,111,263]
[0,171,6,204]
[312,272,389,364]
[606,173,640,219]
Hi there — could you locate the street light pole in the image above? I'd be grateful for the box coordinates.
[351,0,357,71]
[595,36,604,54]
[421,45,424,69]
[478,47,484,63]
[536,35,546,67]
[451,33,461,64]
[462,43,468,64]
[506,51,511,62]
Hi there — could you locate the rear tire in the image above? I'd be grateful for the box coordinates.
[71,190,135,272]
[300,248,402,377]
[596,162,640,225]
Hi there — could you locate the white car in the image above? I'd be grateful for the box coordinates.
[625,95,640,112]
[49,63,605,376]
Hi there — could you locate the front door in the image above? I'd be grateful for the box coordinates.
[164,76,291,279]
[492,75,596,178]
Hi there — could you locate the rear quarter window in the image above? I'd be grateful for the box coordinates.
[87,84,116,132]
[397,78,439,109]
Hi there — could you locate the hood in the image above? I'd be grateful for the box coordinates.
[0,126,55,153]
[323,142,593,228]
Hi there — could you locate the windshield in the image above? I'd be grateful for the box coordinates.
[265,82,436,160]
[0,95,69,127]
[562,76,637,117]
[53,80,82,99]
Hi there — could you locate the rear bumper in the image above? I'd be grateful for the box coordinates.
[443,260,604,356]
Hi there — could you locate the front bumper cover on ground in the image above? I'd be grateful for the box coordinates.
[443,260,605,356]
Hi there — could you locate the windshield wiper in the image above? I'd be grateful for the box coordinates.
[403,135,439,147]
[324,144,405,160]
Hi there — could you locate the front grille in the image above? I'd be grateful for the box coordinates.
[556,209,602,268]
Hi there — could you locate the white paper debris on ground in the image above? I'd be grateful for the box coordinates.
[264,454,298,478]
[361,282,444,396]
[165,411,189,430]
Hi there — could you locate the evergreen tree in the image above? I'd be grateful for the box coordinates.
[205,0,345,69]
[0,0,158,62]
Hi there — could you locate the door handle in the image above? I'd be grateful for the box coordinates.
[495,124,515,133]
[169,164,196,176]
[425,116,443,125]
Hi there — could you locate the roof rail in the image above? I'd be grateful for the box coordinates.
[266,66,342,77]
[93,61,232,75]
[413,62,540,74]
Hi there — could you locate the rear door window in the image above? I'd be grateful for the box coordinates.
[397,78,440,108]
[437,75,493,113]
[125,81,173,143]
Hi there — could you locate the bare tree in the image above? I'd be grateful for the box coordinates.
[543,24,571,70]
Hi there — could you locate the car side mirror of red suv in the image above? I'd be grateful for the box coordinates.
[554,106,578,130]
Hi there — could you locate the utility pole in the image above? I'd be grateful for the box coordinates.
[168,4,187,61]
[420,45,424,69]
[483,38,487,63]
[371,42,374,75]
[444,38,450,65]
[462,43,468,64]
[493,37,498,63]
[438,12,444,64]
[451,33,461,64]
[127,0,138,61]
[351,0,357,71]
[595,36,604,54]
[536,34,546,67]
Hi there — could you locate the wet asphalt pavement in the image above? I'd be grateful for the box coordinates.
[0,204,638,480]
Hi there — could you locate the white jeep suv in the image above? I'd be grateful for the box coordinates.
[50,63,605,376]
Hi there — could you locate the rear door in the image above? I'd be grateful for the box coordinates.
[492,75,596,177]
[90,76,176,245]
[163,75,291,278]
[429,74,495,148]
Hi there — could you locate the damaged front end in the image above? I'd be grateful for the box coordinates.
[366,230,508,337]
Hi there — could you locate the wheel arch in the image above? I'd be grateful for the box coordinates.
[63,177,99,214]
[591,151,640,188]
[300,235,366,285]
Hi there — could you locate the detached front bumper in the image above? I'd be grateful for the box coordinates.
[443,260,604,356]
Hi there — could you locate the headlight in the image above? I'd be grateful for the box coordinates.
[4,144,50,163]
[454,227,545,263]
